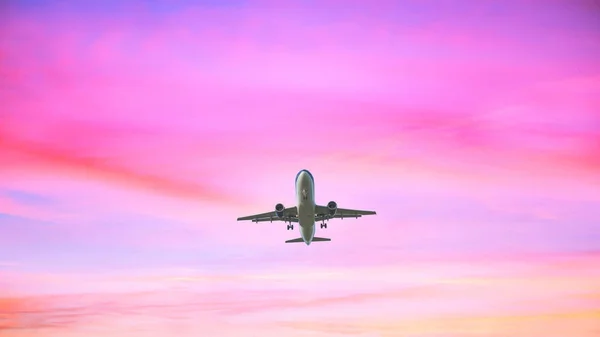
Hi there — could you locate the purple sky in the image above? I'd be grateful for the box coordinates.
[1,0,599,336]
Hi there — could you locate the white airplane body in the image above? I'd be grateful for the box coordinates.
[237,169,376,245]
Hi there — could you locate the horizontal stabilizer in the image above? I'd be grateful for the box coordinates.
[285,238,305,243]
[312,237,331,242]
[284,237,332,243]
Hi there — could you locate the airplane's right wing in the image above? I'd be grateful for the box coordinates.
[237,206,298,223]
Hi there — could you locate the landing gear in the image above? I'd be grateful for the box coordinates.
[320,221,327,229]
[287,224,294,230]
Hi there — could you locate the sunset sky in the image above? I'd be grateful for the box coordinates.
[1,0,599,336]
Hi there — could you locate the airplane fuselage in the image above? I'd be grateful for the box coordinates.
[295,169,315,245]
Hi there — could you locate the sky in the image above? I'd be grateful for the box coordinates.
[1,0,599,336]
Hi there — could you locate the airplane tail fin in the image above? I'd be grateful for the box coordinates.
[285,237,331,243]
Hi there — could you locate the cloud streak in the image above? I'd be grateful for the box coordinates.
[1,253,599,336]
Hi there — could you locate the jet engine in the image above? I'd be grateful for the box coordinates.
[275,203,285,218]
[327,201,337,216]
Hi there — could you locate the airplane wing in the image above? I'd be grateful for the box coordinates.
[237,206,298,223]
[315,205,376,219]
[315,214,362,221]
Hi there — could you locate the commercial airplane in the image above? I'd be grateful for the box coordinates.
[237,169,376,245]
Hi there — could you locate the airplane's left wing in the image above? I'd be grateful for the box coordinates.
[237,206,298,223]
[315,205,376,219]
[335,207,376,216]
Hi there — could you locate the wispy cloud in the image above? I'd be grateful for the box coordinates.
[1,253,599,336]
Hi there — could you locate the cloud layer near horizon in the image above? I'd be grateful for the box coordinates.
[1,0,599,336]
[2,254,600,336]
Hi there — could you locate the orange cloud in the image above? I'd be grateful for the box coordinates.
[276,310,600,337]
[1,251,599,336]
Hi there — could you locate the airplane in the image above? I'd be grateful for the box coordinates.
[237,169,376,245]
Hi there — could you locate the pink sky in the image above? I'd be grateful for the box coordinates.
[1,0,599,336]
